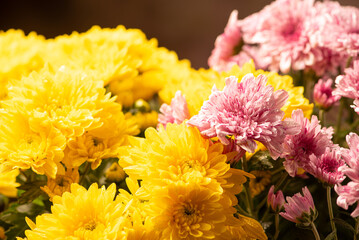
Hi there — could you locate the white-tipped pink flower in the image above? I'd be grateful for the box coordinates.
[282,109,335,177]
[334,133,359,217]
[187,74,299,160]
[307,148,346,186]
[335,182,359,217]
[352,99,359,115]
[208,10,249,71]
[208,10,270,71]
[267,185,285,212]
[340,133,359,182]
[314,1,359,57]
[240,0,341,75]
[313,79,340,110]
[334,60,359,100]
[157,91,190,128]
[280,186,317,225]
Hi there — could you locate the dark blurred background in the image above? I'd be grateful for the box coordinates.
[1,0,358,69]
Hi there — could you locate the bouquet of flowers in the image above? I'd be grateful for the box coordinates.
[1,0,359,239]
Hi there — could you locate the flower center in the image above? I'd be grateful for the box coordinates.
[232,38,244,56]
[184,207,195,216]
[319,158,339,173]
[93,137,101,147]
[84,220,97,231]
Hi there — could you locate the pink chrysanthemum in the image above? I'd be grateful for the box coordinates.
[334,133,359,217]
[187,74,299,160]
[339,133,359,183]
[282,109,335,177]
[335,182,359,217]
[280,186,317,225]
[313,79,340,110]
[208,10,270,71]
[333,60,359,100]
[314,1,359,57]
[240,0,343,75]
[208,10,250,71]
[242,0,316,73]
[267,185,285,212]
[307,148,345,185]
[157,91,190,128]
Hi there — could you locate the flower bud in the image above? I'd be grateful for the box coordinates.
[267,185,285,212]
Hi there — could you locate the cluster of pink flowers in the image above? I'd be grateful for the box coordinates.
[156,2,359,236]
[209,0,357,76]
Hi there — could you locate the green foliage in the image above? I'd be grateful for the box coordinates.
[0,200,46,239]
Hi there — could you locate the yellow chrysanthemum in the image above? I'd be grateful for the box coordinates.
[159,67,221,117]
[46,25,192,107]
[25,183,128,240]
[0,29,45,101]
[105,162,126,182]
[2,65,139,174]
[249,170,272,197]
[27,182,159,240]
[159,61,313,118]
[62,106,139,170]
[41,167,79,201]
[117,177,160,239]
[224,215,267,240]
[3,66,109,138]
[0,110,66,179]
[119,123,252,205]
[0,163,19,197]
[149,181,236,240]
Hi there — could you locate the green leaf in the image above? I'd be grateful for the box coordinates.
[248,150,274,171]
[17,180,46,204]
[1,202,46,239]
[324,231,337,240]
[333,218,355,233]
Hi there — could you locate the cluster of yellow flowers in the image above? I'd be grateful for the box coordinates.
[0,26,313,239]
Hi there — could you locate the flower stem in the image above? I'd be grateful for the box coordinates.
[334,99,344,143]
[241,156,254,217]
[327,186,338,240]
[243,183,254,217]
[274,172,289,192]
[346,56,353,68]
[260,207,270,222]
[234,204,252,218]
[310,221,321,240]
[271,166,285,176]
[354,217,359,240]
[274,213,280,240]
[79,162,91,185]
[319,109,325,126]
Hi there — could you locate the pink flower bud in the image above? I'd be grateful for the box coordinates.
[313,79,340,110]
[158,91,190,128]
[280,186,317,226]
[267,185,285,212]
